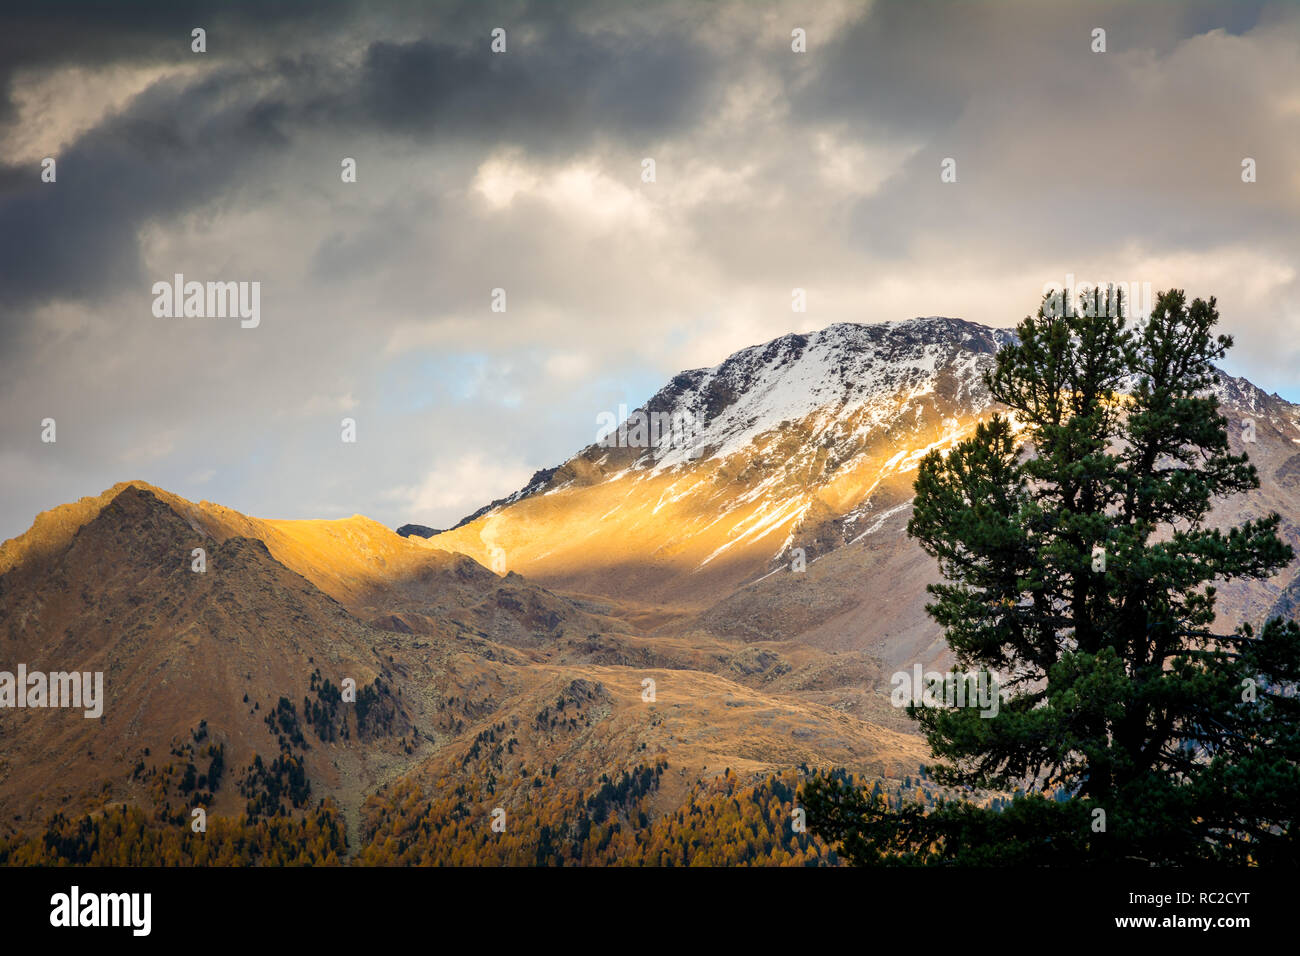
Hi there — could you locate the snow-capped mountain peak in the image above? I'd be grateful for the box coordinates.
[607,316,1016,472]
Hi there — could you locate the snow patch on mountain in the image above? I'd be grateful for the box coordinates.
[635,317,1014,473]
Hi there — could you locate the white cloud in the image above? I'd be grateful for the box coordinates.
[383,454,536,526]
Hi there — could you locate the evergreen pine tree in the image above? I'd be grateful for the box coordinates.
[806,288,1300,864]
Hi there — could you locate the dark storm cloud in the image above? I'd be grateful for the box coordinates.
[0,65,290,351]
[0,0,719,334]
[0,1,351,334]
[0,0,355,123]
[345,25,718,151]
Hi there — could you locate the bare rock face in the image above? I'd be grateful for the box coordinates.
[396,524,441,539]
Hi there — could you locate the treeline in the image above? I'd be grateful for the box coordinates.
[1,760,949,866]
[0,801,347,866]
[355,765,844,866]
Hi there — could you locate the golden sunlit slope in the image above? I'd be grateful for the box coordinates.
[172,495,478,609]
[426,411,983,613]
[0,479,470,608]
[0,480,616,643]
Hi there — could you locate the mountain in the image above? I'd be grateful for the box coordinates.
[425,319,1010,610]
[417,317,1300,672]
[0,481,924,848]
[0,483,430,837]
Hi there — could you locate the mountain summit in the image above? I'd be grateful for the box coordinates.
[423,319,1016,603]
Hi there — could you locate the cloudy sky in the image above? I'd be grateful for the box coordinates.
[2,0,1298,540]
